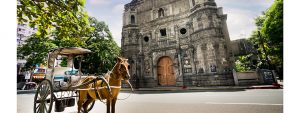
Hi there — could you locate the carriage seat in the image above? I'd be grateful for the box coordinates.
[53,67,83,87]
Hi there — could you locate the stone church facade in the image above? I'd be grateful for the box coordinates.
[121,0,235,87]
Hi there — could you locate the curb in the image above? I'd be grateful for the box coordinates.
[120,86,251,92]
[249,86,281,89]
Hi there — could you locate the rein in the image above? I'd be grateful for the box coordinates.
[106,71,134,100]
[117,80,133,100]
[94,63,134,102]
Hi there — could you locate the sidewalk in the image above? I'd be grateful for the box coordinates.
[17,84,282,94]
[122,85,281,92]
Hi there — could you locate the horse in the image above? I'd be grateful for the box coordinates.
[77,57,131,113]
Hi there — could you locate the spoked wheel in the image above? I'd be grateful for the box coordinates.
[34,79,54,113]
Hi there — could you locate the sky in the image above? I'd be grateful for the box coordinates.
[84,0,274,47]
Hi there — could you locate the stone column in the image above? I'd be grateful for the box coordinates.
[272,70,279,84]
[232,69,239,86]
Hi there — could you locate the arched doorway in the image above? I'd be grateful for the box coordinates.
[157,56,176,86]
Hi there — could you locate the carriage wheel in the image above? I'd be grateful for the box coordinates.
[34,79,54,113]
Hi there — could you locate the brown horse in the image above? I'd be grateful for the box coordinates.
[77,57,131,113]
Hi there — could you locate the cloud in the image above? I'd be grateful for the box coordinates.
[85,0,274,45]
[87,11,96,18]
[113,4,125,14]
[216,0,274,8]
[225,8,258,40]
[110,21,123,46]
[110,4,125,46]
[99,4,125,46]
[108,4,126,46]
[88,0,111,6]
[215,0,274,40]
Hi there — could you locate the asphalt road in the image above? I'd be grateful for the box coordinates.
[17,89,283,113]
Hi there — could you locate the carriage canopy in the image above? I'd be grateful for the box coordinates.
[50,47,92,56]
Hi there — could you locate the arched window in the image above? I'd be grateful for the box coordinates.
[131,15,135,24]
[158,8,164,18]
[160,28,167,36]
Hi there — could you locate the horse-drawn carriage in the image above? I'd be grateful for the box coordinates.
[33,47,132,113]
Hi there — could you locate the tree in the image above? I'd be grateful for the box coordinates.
[18,17,121,74]
[17,1,121,73]
[260,0,283,67]
[17,34,57,70]
[235,0,283,78]
[81,17,120,74]
[17,0,91,70]
[17,0,92,38]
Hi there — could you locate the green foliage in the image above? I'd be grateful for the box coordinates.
[18,17,120,74]
[251,0,283,69]
[81,17,120,74]
[234,0,283,77]
[260,0,283,66]
[17,0,92,38]
[17,0,120,74]
[17,35,57,69]
[234,53,259,72]
[60,57,68,67]
[235,0,283,71]
[51,31,87,48]
[234,59,249,72]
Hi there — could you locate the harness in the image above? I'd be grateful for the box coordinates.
[92,71,133,103]
[77,61,134,104]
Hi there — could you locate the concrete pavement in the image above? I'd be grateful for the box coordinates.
[18,89,283,113]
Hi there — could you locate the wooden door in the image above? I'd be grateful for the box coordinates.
[157,57,176,86]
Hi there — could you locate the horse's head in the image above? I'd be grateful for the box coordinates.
[114,57,131,80]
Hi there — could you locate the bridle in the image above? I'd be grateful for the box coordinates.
[94,59,134,102]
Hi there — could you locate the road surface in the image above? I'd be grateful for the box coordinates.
[17,89,283,113]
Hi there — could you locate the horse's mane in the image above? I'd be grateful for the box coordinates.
[104,71,112,80]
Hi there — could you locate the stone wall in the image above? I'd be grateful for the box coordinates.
[122,0,234,87]
[232,70,260,86]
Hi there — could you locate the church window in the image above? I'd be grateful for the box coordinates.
[131,15,135,24]
[160,28,167,37]
[144,36,149,42]
[198,68,204,73]
[158,8,165,18]
[180,28,187,35]
[210,65,217,72]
